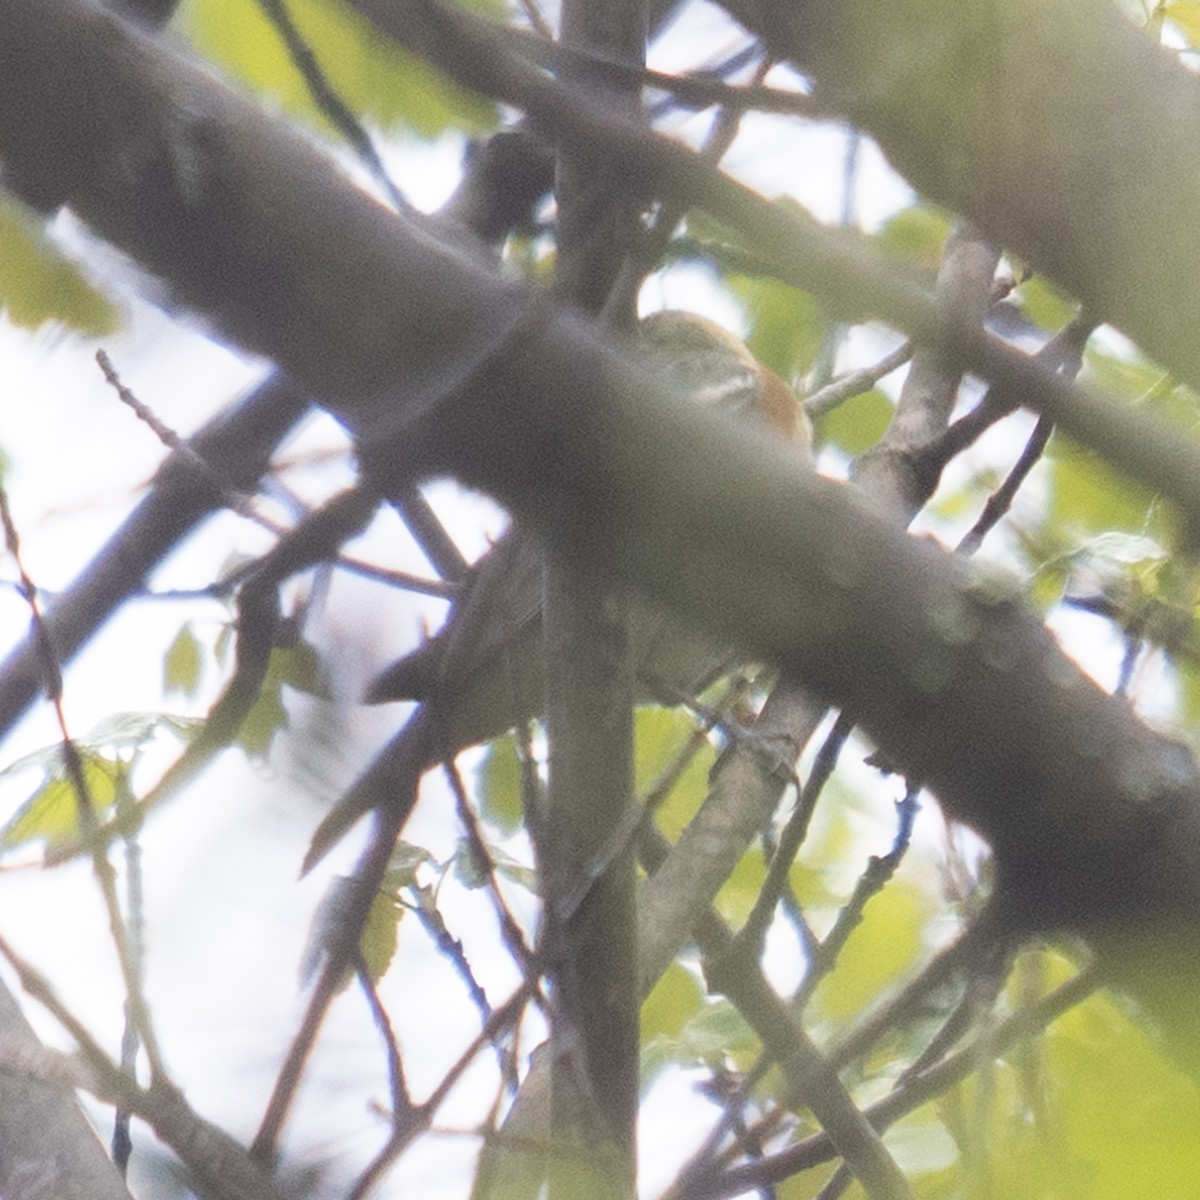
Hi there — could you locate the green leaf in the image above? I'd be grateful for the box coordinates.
[729,275,824,382]
[477,733,524,834]
[1046,437,1163,539]
[180,0,495,140]
[1012,273,1077,333]
[873,204,952,274]
[677,997,759,1072]
[273,638,325,695]
[1039,986,1200,1197]
[453,834,488,889]
[384,841,435,891]
[634,705,707,794]
[776,1163,843,1199]
[164,624,204,698]
[0,196,119,335]
[476,841,538,893]
[235,640,325,758]
[0,714,195,781]
[714,844,768,927]
[812,881,930,1024]
[640,706,716,841]
[359,883,403,983]
[816,385,894,455]
[235,647,292,758]
[1165,0,1200,42]
[641,961,703,1045]
[0,753,124,851]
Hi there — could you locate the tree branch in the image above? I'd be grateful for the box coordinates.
[4,0,1200,1067]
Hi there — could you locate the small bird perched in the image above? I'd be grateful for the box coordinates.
[303,311,811,869]
[365,311,812,748]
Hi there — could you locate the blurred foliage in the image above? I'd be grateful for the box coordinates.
[1012,272,1077,334]
[2,3,1199,1197]
[179,0,497,139]
[0,195,119,335]
[730,274,824,383]
[872,204,952,277]
[163,622,204,699]
[817,385,895,455]
[236,639,324,759]
[478,731,525,835]
[0,713,194,852]
[811,881,930,1025]
[1162,0,1200,43]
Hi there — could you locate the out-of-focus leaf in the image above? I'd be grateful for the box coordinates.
[1165,0,1200,43]
[1137,375,1200,437]
[645,709,716,842]
[816,385,894,455]
[641,960,703,1045]
[236,646,292,758]
[473,840,537,892]
[1046,438,1162,540]
[634,705,707,796]
[0,753,124,851]
[1043,987,1200,1197]
[714,844,768,928]
[1012,273,1076,334]
[384,841,435,891]
[1082,341,1175,404]
[730,275,823,382]
[776,1163,842,1200]
[0,196,119,335]
[453,833,489,890]
[674,996,759,1071]
[164,623,204,698]
[873,204,952,275]
[812,881,929,1024]
[359,882,403,983]
[0,714,194,783]
[236,640,326,758]
[478,733,524,834]
[180,0,495,140]
[276,637,325,694]
[884,1108,959,1176]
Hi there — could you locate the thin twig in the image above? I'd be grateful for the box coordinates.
[355,952,415,1120]
[347,981,536,1199]
[255,0,412,215]
[804,341,915,419]
[0,487,166,1077]
[96,350,261,522]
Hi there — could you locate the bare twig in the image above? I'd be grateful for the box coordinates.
[255,0,413,215]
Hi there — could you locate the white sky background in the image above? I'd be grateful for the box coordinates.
[0,3,1150,1197]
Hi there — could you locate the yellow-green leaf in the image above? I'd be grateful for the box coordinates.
[639,706,716,841]
[359,884,403,983]
[181,0,495,140]
[478,733,524,834]
[1,754,123,851]
[874,204,952,275]
[641,960,703,1044]
[164,624,204,698]
[816,385,894,456]
[812,881,929,1024]
[0,196,119,335]
[1165,0,1200,43]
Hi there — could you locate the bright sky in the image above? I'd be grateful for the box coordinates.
[0,6,1144,1196]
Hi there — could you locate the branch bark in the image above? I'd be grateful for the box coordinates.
[0,981,133,1200]
[4,0,1200,1067]
[540,0,643,1190]
[739,0,1200,391]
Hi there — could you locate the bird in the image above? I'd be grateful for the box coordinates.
[364,310,812,746]
[303,311,811,870]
